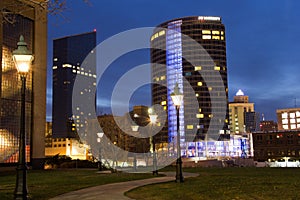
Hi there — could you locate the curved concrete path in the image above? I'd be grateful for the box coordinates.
[49,172,198,200]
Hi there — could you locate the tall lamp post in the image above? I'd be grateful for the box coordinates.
[148,109,158,175]
[171,83,184,183]
[13,35,34,200]
[97,132,104,171]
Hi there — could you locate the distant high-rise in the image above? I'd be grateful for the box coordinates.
[151,16,229,145]
[52,31,96,138]
[229,90,255,134]
[245,112,260,133]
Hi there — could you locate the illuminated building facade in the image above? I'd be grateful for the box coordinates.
[52,31,96,138]
[277,108,300,131]
[151,16,229,153]
[229,90,255,134]
[0,0,47,168]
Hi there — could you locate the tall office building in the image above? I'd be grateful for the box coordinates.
[151,16,229,148]
[244,112,260,133]
[52,31,96,138]
[229,90,255,134]
[0,0,47,168]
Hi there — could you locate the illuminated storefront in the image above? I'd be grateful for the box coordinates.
[184,135,251,159]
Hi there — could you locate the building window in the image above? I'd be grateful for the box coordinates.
[283,125,289,129]
[187,125,193,129]
[290,113,296,118]
[214,66,221,71]
[194,66,202,71]
[202,35,211,40]
[185,72,192,76]
[282,113,288,119]
[202,30,211,34]
[161,101,166,105]
[196,114,204,118]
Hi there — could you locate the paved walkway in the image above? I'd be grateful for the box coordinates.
[49,172,198,200]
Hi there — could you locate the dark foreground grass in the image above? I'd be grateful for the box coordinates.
[126,167,300,200]
[0,169,154,200]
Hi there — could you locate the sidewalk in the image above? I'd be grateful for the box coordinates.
[49,172,198,200]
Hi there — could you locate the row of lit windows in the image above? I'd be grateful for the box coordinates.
[53,63,95,73]
[282,112,300,119]
[72,69,97,78]
[153,75,166,82]
[151,30,166,41]
[202,35,225,40]
[202,30,224,35]
[194,66,226,71]
[52,138,66,142]
[282,118,300,124]
[186,123,212,130]
[282,124,300,130]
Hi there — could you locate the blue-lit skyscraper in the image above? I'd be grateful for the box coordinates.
[151,16,229,155]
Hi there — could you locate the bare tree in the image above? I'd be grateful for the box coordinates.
[1,0,89,24]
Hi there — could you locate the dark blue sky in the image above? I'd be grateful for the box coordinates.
[47,0,300,121]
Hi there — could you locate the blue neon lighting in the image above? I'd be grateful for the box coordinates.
[166,20,185,146]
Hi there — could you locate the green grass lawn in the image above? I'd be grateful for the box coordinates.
[0,169,154,200]
[126,167,300,200]
[2,167,300,200]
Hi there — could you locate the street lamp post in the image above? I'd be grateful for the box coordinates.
[148,109,158,176]
[13,35,34,200]
[97,132,104,171]
[171,83,184,183]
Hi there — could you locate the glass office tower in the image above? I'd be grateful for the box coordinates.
[52,31,96,138]
[151,16,229,153]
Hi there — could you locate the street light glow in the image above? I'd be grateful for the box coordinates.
[171,82,183,107]
[12,35,34,75]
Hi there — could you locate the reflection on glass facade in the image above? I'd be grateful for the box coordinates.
[151,16,229,155]
[0,15,33,163]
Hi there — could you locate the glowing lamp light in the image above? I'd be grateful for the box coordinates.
[148,107,158,124]
[97,132,104,138]
[12,35,34,75]
[171,83,183,107]
[131,125,139,132]
[149,114,158,124]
